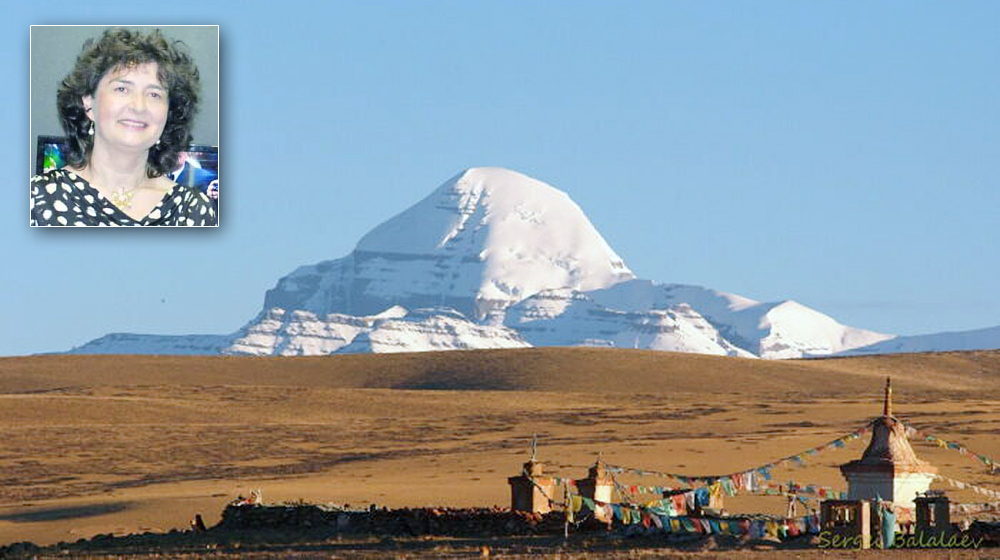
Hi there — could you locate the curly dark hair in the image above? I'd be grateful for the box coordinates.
[57,28,201,177]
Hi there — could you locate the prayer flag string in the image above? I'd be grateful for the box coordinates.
[906,427,998,473]
[558,483,822,537]
[951,501,1000,516]
[933,474,1000,500]
[603,425,870,488]
[608,474,847,502]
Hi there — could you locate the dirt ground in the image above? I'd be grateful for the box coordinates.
[9,534,1000,559]
[0,348,997,555]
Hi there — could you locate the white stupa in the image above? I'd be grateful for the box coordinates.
[839,377,937,512]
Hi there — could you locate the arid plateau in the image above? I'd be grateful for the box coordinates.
[0,348,998,556]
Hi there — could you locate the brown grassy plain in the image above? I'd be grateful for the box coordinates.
[0,347,997,552]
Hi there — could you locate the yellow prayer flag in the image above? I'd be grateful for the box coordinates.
[766,521,778,537]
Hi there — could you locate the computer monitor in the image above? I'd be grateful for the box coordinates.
[170,144,219,193]
[35,135,68,175]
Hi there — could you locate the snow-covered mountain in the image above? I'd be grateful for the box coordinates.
[67,333,234,355]
[263,167,633,321]
[503,288,755,357]
[65,167,999,359]
[223,305,529,356]
[505,281,890,358]
[225,306,409,356]
[836,325,1000,357]
[335,307,529,354]
[585,280,890,358]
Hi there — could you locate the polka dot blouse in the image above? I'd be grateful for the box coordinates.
[30,169,218,226]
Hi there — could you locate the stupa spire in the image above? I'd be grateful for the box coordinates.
[883,376,892,418]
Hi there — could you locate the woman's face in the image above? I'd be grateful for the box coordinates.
[82,62,169,154]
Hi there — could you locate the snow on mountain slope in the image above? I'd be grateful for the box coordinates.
[835,325,1000,357]
[225,306,407,356]
[68,333,233,355]
[736,300,893,359]
[335,308,529,354]
[585,279,891,358]
[587,280,758,320]
[262,256,354,317]
[225,305,528,356]
[504,288,754,357]
[263,167,634,320]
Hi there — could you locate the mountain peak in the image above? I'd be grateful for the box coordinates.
[454,166,539,186]
[269,168,634,320]
[356,166,614,256]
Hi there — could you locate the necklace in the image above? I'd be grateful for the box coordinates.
[109,187,139,209]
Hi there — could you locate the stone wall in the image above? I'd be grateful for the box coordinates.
[216,504,570,537]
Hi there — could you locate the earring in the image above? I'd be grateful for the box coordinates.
[156,138,161,146]
[88,122,94,136]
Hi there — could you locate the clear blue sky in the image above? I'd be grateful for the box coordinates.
[3,1,997,356]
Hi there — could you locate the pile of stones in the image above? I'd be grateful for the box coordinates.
[217,503,572,537]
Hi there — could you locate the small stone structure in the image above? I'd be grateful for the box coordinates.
[839,377,936,518]
[575,461,614,522]
[508,460,555,514]
[820,499,871,549]
[915,493,954,538]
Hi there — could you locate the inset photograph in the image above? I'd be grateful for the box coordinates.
[30,25,219,226]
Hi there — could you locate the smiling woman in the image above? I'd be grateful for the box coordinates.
[30,28,217,227]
